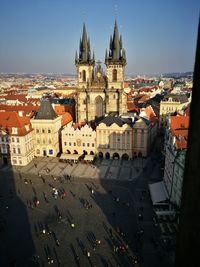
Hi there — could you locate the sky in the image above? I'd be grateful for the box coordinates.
[0,0,199,75]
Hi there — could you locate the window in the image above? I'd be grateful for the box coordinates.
[13,159,17,164]
[42,129,45,133]
[13,148,16,153]
[92,143,95,147]
[74,142,76,146]
[64,142,67,146]
[83,143,85,147]
[17,138,19,143]
[69,142,71,146]
[12,137,14,142]
[87,143,90,147]
[19,160,22,165]
[36,129,39,133]
[82,70,86,82]
[112,69,117,82]
[18,148,21,154]
[37,139,40,144]
[48,129,51,133]
[36,149,40,154]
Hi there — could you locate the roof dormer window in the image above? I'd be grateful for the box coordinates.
[12,127,18,134]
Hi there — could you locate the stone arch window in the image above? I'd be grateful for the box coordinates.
[105,152,110,159]
[112,69,117,82]
[98,152,103,158]
[95,96,104,118]
[82,70,86,82]
[122,153,129,160]
[113,152,120,160]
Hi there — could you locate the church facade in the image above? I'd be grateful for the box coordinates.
[75,21,127,122]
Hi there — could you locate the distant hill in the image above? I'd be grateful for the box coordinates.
[162,72,193,78]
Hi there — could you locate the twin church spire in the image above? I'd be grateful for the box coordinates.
[75,20,126,66]
[75,23,95,65]
[105,20,126,65]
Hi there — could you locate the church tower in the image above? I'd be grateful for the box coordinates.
[75,24,95,89]
[105,20,126,90]
[75,21,127,122]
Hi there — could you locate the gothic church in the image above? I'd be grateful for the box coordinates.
[75,21,127,122]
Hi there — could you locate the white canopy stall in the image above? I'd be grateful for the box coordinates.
[148,181,169,205]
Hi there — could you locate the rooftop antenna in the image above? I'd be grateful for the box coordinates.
[114,0,118,20]
[81,9,86,33]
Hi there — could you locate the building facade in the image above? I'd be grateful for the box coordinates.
[0,112,35,166]
[96,116,133,159]
[159,94,190,127]
[163,115,189,208]
[96,113,157,159]
[61,124,96,156]
[31,99,62,157]
[0,129,10,165]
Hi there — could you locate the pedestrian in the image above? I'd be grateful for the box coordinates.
[76,255,80,261]
[109,228,113,237]
[71,223,75,229]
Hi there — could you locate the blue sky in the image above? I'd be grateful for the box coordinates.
[0,0,199,75]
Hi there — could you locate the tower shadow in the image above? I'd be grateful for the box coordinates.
[0,165,35,267]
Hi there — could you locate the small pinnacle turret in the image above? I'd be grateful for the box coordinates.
[105,20,126,65]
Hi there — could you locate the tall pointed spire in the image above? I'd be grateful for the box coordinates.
[75,50,78,64]
[122,48,126,62]
[119,35,122,49]
[105,49,108,64]
[109,35,113,50]
[76,23,95,65]
[105,20,126,65]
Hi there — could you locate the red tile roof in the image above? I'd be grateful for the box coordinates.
[170,115,190,150]
[60,112,73,126]
[0,104,39,116]
[73,121,87,129]
[143,106,157,123]
[0,111,33,136]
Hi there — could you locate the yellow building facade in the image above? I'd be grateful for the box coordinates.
[159,94,190,126]
[31,99,61,157]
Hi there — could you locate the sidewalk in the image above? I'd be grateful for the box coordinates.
[4,156,150,181]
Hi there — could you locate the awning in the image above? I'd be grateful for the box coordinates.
[84,154,95,161]
[148,181,169,205]
[60,154,81,161]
